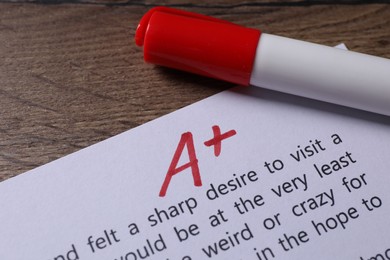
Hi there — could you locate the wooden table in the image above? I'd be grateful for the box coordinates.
[0,0,389,181]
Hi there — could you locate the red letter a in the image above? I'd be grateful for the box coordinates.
[159,132,202,197]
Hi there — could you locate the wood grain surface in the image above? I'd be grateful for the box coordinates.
[0,1,389,181]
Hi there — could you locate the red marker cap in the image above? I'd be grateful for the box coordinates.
[135,7,261,86]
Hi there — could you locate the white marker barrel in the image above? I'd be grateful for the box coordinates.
[250,33,390,116]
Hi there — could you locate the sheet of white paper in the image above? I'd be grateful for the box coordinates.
[1,46,390,260]
[335,43,348,50]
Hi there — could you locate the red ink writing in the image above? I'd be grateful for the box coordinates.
[159,132,201,197]
[204,125,237,157]
[159,126,237,197]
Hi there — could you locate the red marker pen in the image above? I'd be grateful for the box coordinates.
[135,7,390,116]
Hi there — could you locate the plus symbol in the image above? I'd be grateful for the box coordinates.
[204,125,237,157]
